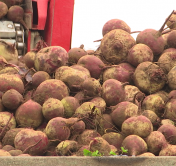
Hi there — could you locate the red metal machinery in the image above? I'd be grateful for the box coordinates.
[24,0,74,53]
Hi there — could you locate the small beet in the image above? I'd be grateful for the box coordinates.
[167,66,176,90]
[138,152,155,156]
[32,71,51,88]
[9,149,22,156]
[2,89,23,110]
[122,135,147,156]
[7,5,28,30]
[24,51,36,69]
[164,98,176,121]
[167,30,176,48]
[2,145,15,151]
[159,144,176,156]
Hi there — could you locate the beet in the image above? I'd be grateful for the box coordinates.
[161,119,175,126]
[45,117,70,142]
[61,96,80,118]
[97,114,115,135]
[7,5,28,30]
[121,115,153,138]
[157,48,176,74]
[142,94,165,117]
[145,131,167,155]
[75,145,90,156]
[127,43,153,67]
[89,97,106,113]
[100,29,135,64]
[168,90,176,99]
[138,152,155,156]
[0,149,11,156]
[81,77,102,97]
[32,71,51,88]
[102,79,126,106]
[15,99,43,129]
[102,64,134,83]
[76,129,101,145]
[2,89,23,110]
[89,137,111,156]
[55,66,90,92]
[9,149,22,156]
[70,64,90,76]
[2,145,15,151]
[102,132,124,150]
[167,30,176,48]
[34,46,68,74]
[158,124,176,145]
[133,62,166,94]
[110,101,138,128]
[14,128,48,156]
[102,19,131,36]
[167,66,176,90]
[2,128,25,146]
[42,98,64,120]
[23,51,36,69]
[159,144,176,156]
[164,98,176,121]
[56,140,78,156]
[1,0,24,7]
[154,90,169,103]
[122,135,147,156]
[68,45,87,64]
[124,85,141,102]
[0,2,8,19]
[33,79,69,105]
[77,55,105,79]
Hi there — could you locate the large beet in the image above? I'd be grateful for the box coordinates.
[133,62,166,94]
[15,99,43,129]
[77,55,105,79]
[122,135,147,156]
[0,74,24,94]
[102,79,126,106]
[45,117,70,141]
[33,79,69,105]
[100,29,135,64]
[110,101,138,128]
[121,115,153,138]
[102,19,131,36]
[145,131,167,155]
[34,46,68,74]
[14,128,48,156]
[127,43,154,67]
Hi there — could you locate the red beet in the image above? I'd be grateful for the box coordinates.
[14,128,48,156]
[167,30,176,48]
[102,19,131,36]
[77,55,105,79]
[102,79,126,106]
[145,131,167,155]
[158,124,176,145]
[7,5,28,30]
[0,2,8,19]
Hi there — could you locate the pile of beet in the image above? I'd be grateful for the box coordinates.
[1,4,176,157]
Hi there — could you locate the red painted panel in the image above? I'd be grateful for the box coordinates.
[44,0,74,51]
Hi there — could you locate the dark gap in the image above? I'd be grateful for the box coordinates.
[32,1,38,25]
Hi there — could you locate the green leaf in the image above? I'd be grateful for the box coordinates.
[92,150,102,156]
[109,151,117,156]
[121,147,128,153]
[83,149,92,156]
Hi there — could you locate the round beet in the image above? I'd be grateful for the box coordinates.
[2,89,23,110]
[42,98,64,120]
[77,55,105,79]
[7,5,28,30]
[159,144,176,156]
[15,99,43,129]
[24,51,36,69]
[121,115,153,138]
[0,2,8,19]
[122,135,147,156]
[102,79,126,106]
